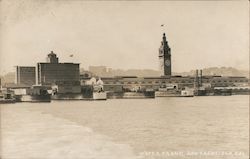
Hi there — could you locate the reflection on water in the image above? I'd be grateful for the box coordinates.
[1,96,249,159]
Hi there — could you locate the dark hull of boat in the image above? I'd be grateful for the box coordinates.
[123,91,155,99]
[15,94,51,102]
[0,99,16,104]
[51,93,92,100]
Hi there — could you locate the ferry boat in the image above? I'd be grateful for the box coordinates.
[155,84,194,97]
[51,93,92,100]
[155,84,180,97]
[0,89,16,104]
[123,88,155,99]
[106,92,124,99]
[51,81,94,100]
[15,85,51,102]
[122,92,154,99]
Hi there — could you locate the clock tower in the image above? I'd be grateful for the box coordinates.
[159,33,171,76]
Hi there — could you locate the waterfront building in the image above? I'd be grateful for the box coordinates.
[37,51,80,85]
[159,33,171,76]
[80,74,249,94]
[15,66,36,86]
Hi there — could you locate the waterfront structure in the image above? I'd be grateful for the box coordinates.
[80,75,249,95]
[37,51,80,85]
[159,33,171,76]
[15,66,36,86]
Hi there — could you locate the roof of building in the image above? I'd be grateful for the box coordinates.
[37,62,80,65]
[2,83,31,88]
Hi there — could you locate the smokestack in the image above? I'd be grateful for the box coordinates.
[194,70,199,88]
[196,70,199,78]
[200,70,202,86]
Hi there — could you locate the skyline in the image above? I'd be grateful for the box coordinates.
[0,0,249,75]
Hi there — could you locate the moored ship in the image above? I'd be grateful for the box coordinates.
[123,89,155,99]
[51,81,93,100]
[51,93,92,100]
[155,84,194,97]
[123,91,155,99]
[155,89,181,97]
[14,85,51,102]
[0,89,16,104]
[155,84,181,97]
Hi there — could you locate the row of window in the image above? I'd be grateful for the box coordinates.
[212,80,248,83]
[104,81,194,85]
[102,79,248,85]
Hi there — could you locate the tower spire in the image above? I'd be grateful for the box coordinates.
[47,51,59,63]
[159,32,171,76]
[163,33,166,42]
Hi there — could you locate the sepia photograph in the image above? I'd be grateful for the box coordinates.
[0,0,249,159]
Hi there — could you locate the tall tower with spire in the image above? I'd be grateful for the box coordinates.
[46,51,59,63]
[159,33,171,76]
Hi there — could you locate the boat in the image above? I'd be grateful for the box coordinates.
[14,85,51,102]
[122,91,154,99]
[155,89,181,97]
[0,89,16,104]
[106,90,155,99]
[106,92,124,99]
[122,87,155,99]
[51,81,94,100]
[51,93,92,100]
[155,84,181,97]
[0,98,16,104]
[155,84,194,97]
[51,85,93,100]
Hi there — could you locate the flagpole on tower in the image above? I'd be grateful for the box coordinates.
[161,24,165,34]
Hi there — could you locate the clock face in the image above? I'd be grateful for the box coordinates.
[165,59,171,66]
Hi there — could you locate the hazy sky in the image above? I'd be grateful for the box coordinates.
[0,0,249,75]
